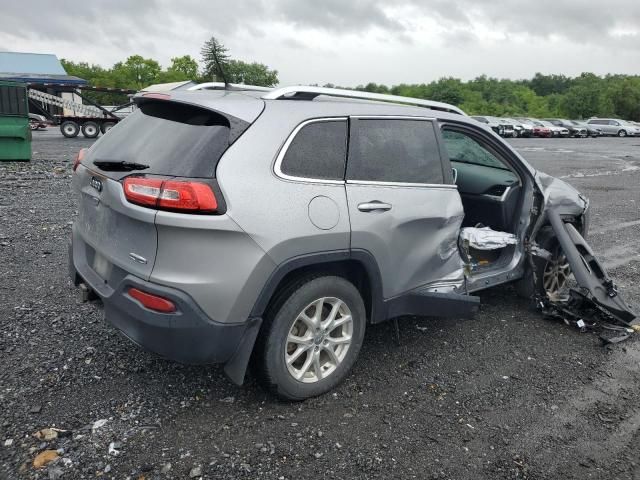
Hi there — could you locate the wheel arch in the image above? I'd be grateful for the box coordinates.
[250,249,385,325]
[225,250,384,386]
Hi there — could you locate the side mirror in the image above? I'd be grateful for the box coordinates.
[452,167,458,184]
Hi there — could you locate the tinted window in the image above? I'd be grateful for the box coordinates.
[88,101,240,178]
[0,85,27,116]
[441,129,510,171]
[347,119,443,184]
[280,120,347,180]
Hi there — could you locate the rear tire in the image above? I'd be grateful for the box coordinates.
[515,227,571,299]
[60,121,80,138]
[253,276,366,400]
[81,121,100,138]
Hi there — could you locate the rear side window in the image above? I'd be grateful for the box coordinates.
[280,120,347,180]
[88,101,246,178]
[0,85,27,116]
[347,119,444,184]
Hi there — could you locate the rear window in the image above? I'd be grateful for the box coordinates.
[280,120,347,180]
[347,119,444,184]
[89,101,244,177]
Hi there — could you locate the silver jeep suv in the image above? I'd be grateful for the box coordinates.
[71,85,633,400]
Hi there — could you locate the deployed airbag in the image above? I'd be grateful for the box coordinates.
[459,226,518,250]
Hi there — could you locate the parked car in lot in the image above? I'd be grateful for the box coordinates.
[544,119,588,138]
[471,115,503,135]
[517,118,553,138]
[70,85,635,399]
[471,116,514,137]
[28,113,48,130]
[570,120,601,138]
[587,118,640,137]
[501,118,533,137]
[536,120,569,137]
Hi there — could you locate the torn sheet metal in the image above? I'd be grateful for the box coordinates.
[536,208,638,344]
[459,227,518,251]
[547,209,637,326]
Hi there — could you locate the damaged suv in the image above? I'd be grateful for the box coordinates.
[69,85,637,400]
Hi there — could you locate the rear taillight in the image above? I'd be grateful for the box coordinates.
[141,92,171,100]
[73,148,87,172]
[122,177,219,213]
[128,287,176,313]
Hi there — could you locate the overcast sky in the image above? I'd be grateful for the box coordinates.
[2,0,639,86]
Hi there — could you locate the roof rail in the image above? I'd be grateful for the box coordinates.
[261,86,466,115]
[187,82,273,92]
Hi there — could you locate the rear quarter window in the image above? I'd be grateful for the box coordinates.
[279,120,347,181]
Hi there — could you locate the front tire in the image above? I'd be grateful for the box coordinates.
[254,276,366,400]
[618,129,628,137]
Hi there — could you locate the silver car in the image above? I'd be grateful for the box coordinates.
[69,85,634,399]
[587,118,640,137]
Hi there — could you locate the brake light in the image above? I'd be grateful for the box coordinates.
[128,287,176,313]
[73,148,87,172]
[142,92,171,100]
[123,177,218,213]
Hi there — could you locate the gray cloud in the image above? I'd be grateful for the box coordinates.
[3,1,638,50]
[0,0,638,85]
[275,0,405,33]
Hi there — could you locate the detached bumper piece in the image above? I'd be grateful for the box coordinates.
[542,210,638,345]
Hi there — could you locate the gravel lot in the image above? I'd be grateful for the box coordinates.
[1,130,639,479]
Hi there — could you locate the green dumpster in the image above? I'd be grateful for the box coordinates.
[0,80,31,161]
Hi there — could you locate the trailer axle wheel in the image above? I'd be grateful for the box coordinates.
[81,121,100,139]
[100,122,116,134]
[60,121,80,138]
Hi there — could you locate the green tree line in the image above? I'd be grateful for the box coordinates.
[61,37,278,105]
[347,72,640,120]
[61,37,639,120]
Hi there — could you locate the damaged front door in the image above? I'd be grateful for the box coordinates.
[547,209,637,325]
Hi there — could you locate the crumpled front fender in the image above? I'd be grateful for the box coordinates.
[536,171,588,219]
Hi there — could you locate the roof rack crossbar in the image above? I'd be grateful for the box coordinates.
[261,86,466,115]
[187,82,273,92]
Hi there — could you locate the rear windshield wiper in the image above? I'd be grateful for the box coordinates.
[93,160,150,172]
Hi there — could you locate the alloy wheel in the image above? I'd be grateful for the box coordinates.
[285,297,353,383]
[543,254,571,297]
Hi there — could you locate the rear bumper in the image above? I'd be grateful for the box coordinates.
[69,240,254,365]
